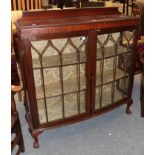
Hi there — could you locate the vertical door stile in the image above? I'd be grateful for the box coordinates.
[23,37,40,128]
[122,33,130,98]
[87,30,97,114]
[128,28,139,96]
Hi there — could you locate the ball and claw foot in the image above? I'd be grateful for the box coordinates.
[126,108,132,114]
[33,140,39,148]
[31,130,43,148]
[126,99,133,115]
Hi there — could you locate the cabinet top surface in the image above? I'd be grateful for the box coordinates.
[15,7,139,31]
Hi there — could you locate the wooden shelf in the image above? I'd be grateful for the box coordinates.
[35,67,128,99]
[96,68,129,86]
[32,52,87,69]
[35,74,86,99]
[32,45,129,69]
[96,45,129,60]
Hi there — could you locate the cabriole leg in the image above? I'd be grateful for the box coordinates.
[31,130,44,148]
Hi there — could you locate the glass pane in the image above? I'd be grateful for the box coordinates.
[96,57,116,86]
[44,67,61,97]
[63,65,78,93]
[42,46,60,67]
[33,69,44,99]
[102,83,113,107]
[47,97,63,121]
[80,64,87,90]
[80,91,86,113]
[96,32,129,60]
[95,83,113,110]
[31,36,88,124]
[122,31,135,46]
[64,93,78,117]
[37,99,47,124]
[95,87,100,110]
[114,76,130,102]
[117,52,132,75]
[95,31,134,111]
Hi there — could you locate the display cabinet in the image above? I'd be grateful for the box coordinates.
[15,7,139,148]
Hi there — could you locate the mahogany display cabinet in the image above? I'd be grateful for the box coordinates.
[15,7,139,148]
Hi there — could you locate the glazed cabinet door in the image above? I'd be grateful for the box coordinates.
[94,29,136,111]
[30,33,89,126]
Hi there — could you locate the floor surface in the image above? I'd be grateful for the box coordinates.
[12,74,144,155]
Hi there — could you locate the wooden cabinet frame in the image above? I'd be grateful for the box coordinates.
[15,7,139,148]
